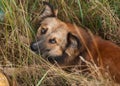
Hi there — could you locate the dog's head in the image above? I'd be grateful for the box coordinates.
[30,2,81,65]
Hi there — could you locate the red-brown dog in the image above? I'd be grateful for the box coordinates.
[30,2,120,83]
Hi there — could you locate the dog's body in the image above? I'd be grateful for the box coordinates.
[30,2,120,83]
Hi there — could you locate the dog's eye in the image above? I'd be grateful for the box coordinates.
[49,38,56,44]
[41,28,47,34]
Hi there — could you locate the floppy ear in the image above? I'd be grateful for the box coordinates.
[65,32,81,57]
[40,2,58,19]
[67,32,80,49]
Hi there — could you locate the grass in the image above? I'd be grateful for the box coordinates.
[0,0,120,86]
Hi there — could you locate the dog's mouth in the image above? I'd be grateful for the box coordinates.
[47,52,68,64]
[47,56,63,64]
[47,57,56,64]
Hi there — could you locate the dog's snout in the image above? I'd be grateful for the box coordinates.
[30,42,38,51]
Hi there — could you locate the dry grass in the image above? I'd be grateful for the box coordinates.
[0,0,120,86]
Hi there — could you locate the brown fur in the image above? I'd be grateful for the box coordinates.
[30,2,120,83]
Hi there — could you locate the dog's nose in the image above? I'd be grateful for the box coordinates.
[30,42,38,51]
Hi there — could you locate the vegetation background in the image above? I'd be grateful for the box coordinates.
[0,0,120,86]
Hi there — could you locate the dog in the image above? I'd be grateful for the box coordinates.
[30,2,120,83]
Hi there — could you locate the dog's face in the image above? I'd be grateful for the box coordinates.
[30,2,80,64]
[32,17,68,57]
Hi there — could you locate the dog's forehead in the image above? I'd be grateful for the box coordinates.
[41,17,61,27]
[50,28,68,39]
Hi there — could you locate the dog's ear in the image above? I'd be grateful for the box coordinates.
[67,32,80,49]
[65,32,81,57]
[32,2,58,29]
[40,2,58,19]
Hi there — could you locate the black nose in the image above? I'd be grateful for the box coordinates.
[30,42,38,51]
